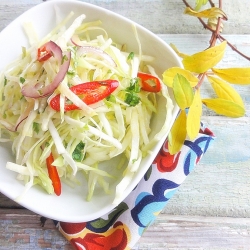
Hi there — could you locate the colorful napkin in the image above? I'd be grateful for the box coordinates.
[55,123,214,249]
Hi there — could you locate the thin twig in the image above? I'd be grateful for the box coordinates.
[197,73,207,89]
[218,35,250,61]
[208,0,215,7]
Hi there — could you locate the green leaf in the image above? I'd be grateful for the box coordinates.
[212,67,250,84]
[182,41,227,73]
[202,98,245,117]
[162,67,199,88]
[173,74,194,110]
[168,110,187,155]
[187,89,202,139]
[207,76,244,108]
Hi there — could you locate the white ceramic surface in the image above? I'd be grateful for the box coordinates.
[0,0,182,222]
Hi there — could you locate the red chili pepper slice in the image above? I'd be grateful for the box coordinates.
[137,72,161,92]
[37,41,62,62]
[50,80,119,111]
[37,45,53,62]
[46,153,61,196]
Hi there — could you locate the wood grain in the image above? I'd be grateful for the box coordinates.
[1,0,250,34]
[1,209,250,249]
[1,1,250,249]
[0,209,73,250]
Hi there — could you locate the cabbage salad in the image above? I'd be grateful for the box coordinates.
[0,12,174,204]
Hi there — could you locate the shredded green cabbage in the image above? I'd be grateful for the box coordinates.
[0,13,174,205]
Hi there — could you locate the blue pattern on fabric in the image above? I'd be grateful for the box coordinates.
[131,179,179,228]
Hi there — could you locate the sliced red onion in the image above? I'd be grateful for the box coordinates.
[76,45,117,68]
[15,116,28,131]
[21,51,71,98]
[38,40,62,62]
[71,35,88,47]
[46,41,63,61]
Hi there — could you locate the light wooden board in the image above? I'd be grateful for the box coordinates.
[1,209,250,250]
[0,0,250,34]
[0,209,72,250]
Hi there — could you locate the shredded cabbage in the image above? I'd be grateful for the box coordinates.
[0,13,174,205]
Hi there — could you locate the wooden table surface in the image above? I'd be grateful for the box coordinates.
[1,1,250,249]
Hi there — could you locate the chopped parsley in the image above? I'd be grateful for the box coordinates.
[124,78,141,106]
[67,70,76,77]
[72,141,85,162]
[125,92,140,107]
[33,122,40,134]
[61,54,69,64]
[20,77,25,84]
[4,77,7,86]
[127,52,135,60]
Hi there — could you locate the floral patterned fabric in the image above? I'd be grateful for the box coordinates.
[56,123,214,250]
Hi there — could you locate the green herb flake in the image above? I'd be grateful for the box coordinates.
[124,78,141,106]
[4,77,7,86]
[127,52,135,60]
[67,70,75,77]
[20,77,26,84]
[33,122,40,134]
[61,55,68,64]
[72,141,85,162]
[77,141,85,151]
[125,92,141,106]
[126,78,141,93]
[132,158,138,164]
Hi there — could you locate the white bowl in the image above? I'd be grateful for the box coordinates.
[0,0,181,222]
